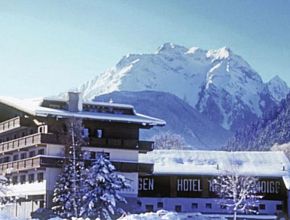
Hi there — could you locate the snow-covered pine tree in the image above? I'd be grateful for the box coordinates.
[0,175,9,207]
[52,118,86,219]
[212,167,262,220]
[80,153,131,220]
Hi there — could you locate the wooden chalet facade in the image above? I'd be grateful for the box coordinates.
[0,92,165,219]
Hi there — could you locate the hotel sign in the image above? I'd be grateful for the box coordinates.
[176,178,202,192]
[138,175,286,200]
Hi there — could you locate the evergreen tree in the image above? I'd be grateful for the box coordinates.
[0,175,9,208]
[52,118,86,219]
[80,154,130,220]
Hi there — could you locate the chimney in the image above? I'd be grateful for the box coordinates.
[67,92,82,112]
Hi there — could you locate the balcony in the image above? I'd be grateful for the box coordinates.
[89,138,154,152]
[0,156,153,174]
[84,159,153,174]
[0,156,63,174]
[112,161,154,174]
[138,141,154,153]
[0,133,60,154]
[0,117,22,134]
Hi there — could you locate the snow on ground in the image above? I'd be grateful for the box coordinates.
[119,210,225,220]
[0,212,25,220]
[0,211,278,220]
[118,210,180,220]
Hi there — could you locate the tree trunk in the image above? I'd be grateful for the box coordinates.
[233,210,237,220]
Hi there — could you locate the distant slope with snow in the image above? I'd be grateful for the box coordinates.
[95,91,232,149]
[80,43,289,132]
[227,93,290,151]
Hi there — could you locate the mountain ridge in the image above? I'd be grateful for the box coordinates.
[79,43,289,132]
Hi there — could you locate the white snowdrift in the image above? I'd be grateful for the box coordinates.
[118,210,225,220]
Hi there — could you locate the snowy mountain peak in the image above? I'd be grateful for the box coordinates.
[78,43,288,131]
[207,47,232,60]
[186,47,204,54]
[115,53,141,70]
[156,42,187,55]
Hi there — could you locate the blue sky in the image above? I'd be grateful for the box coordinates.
[0,0,289,98]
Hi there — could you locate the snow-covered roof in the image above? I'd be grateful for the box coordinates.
[139,150,290,178]
[0,96,165,126]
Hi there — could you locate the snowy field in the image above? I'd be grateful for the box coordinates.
[0,210,279,220]
[118,210,226,220]
[119,212,278,220]
[0,210,225,220]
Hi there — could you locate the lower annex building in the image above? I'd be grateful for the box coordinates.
[0,92,165,219]
[138,150,290,218]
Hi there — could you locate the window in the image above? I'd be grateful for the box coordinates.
[12,176,18,185]
[29,151,35,157]
[20,153,26,159]
[276,204,283,211]
[259,204,265,210]
[145,204,154,212]
[90,151,96,159]
[137,200,142,206]
[38,125,48,134]
[20,175,26,184]
[3,157,10,163]
[28,174,34,183]
[82,128,89,138]
[13,154,19,161]
[192,203,198,209]
[206,203,212,209]
[97,152,110,160]
[38,149,45,155]
[37,173,44,182]
[96,129,103,138]
[220,204,227,209]
[39,200,45,208]
[157,202,163,209]
[175,205,182,212]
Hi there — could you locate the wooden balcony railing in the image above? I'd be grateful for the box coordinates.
[0,156,154,174]
[0,133,60,154]
[0,157,41,173]
[138,141,154,153]
[112,161,154,174]
[0,117,21,134]
[89,138,154,152]
[0,156,64,174]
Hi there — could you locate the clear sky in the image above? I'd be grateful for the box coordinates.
[0,0,289,98]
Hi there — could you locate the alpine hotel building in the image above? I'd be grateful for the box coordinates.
[0,92,165,218]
